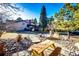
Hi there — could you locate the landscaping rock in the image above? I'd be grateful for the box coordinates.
[12,50,30,56]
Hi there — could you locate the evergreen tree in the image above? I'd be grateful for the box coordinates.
[16,17,23,22]
[48,16,54,24]
[39,5,47,31]
[34,18,37,25]
[53,3,79,40]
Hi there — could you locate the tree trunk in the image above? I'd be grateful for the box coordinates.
[49,30,52,37]
[68,31,70,40]
[42,27,44,32]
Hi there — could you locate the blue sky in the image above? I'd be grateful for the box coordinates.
[16,3,64,21]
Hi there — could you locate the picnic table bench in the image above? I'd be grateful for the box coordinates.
[28,40,56,56]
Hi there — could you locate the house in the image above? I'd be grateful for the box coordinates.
[5,17,38,31]
[6,20,27,31]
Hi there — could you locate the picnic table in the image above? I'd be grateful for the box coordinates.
[28,40,56,56]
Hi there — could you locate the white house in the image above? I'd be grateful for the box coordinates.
[5,17,37,31]
[6,21,27,31]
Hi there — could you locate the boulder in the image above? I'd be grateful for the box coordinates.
[0,32,18,40]
[12,50,30,56]
[52,32,60,40]
[47,32,60,40]
[74,43,79,49]
[29,35,41,43]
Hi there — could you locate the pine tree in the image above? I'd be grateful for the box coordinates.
[34,18,37,25]
[39,5,47,31]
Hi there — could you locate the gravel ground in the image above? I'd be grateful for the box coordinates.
[0,38,32,56]
[0,33,79,56]
[48,35,79,56]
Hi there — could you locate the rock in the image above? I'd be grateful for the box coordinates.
[29,35,41,43]
[74,43,79,49]
[4,38,32,56]
[12,50,30,56]
[60,47,70,56]
[0,33,18,40]
[52,32,60,40]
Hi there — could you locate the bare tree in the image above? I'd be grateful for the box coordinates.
[0,3,22,31]
[0,3,21,20]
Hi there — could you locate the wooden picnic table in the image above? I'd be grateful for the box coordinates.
[28,40,56,56]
